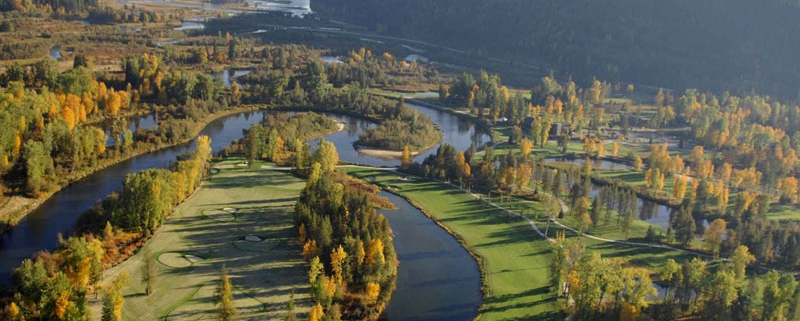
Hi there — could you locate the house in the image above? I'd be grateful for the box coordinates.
[551,122,571,136]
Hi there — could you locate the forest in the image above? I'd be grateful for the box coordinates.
[295,141,398,320]
[314,0,800,98]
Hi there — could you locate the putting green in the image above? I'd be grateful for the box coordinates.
[233,237,289,253]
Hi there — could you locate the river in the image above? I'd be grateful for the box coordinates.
[379,192,481,320]
[0,104,488,320]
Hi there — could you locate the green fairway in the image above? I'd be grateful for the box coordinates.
[90,159,309,321]
[350,168,559,320]
[347,168,699,320]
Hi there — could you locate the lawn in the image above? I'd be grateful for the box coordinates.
[89,159,310,321]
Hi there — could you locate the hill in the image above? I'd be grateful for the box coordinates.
[314,0,800,97]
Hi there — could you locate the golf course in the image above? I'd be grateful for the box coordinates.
[89,159,311,320]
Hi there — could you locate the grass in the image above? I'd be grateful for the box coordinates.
[90,159,310,321]
[346,168,696,321]
[767,203,800,221]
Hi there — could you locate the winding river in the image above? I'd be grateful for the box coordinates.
[0,104,488,320]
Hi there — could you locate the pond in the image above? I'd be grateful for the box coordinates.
[211,69,252,87]
[174,21,205,31]
[49,46,61,60]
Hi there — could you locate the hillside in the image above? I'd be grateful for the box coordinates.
[314,0,800,97]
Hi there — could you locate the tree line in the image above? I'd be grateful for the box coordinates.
[1,136,211,321]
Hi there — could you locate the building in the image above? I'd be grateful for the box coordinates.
[522,118,571,136]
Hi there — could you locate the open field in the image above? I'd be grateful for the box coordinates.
[346,168,695,320]
[90,159,309,320]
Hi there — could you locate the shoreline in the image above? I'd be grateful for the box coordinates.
[355,147,419,159]
[0,105,264,237]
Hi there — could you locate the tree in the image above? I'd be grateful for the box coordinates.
[102,273,129,321]
[366,282,380,301]
[312,139,338,173]
[141,249,155,296]
[621,210,633,240]
[590,197,602,227]
[674,206,696,246]
[727,245,755,284]
[762,270,797,321]
[285,291,297,321]
[519,138,533,158]
[456,151,472,188]
[401,144,411,167]
[309,303,324,321]
[302,60,328,104]
[24,140,52,197]
[704,219,726,258]
[660,259,681,299]
[673,176,688,200]
[214,265,237,321]
[778,177,799,204]
[330,245,347,285]
[633,156,643,171]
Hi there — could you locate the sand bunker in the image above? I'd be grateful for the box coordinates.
[210,168,220,174]
[158,252,193,268]
[202,208,236,222]
[245,235,262,242]
[234,238,288,252]
[223,207,238,213]
[184,254,205,263]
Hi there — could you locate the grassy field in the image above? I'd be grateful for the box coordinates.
[346,168,695,321]
[90,159,310,321]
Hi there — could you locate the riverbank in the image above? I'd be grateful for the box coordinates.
[354,136,440,159]
[0,105,264,236]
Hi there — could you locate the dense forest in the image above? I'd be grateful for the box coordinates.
[295,141,398,319]
[314,0,800,98]
[0,53,227,206]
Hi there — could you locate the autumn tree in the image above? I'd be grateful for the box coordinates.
[704,219,727,258]
[401,144,411,167]
[214,265,237,321]
[102,273,128,321]
[778,177,799,204]
[313,139,338,172]
[519,138,533,158]
[455,151,472,188]
[633,156,643,171]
